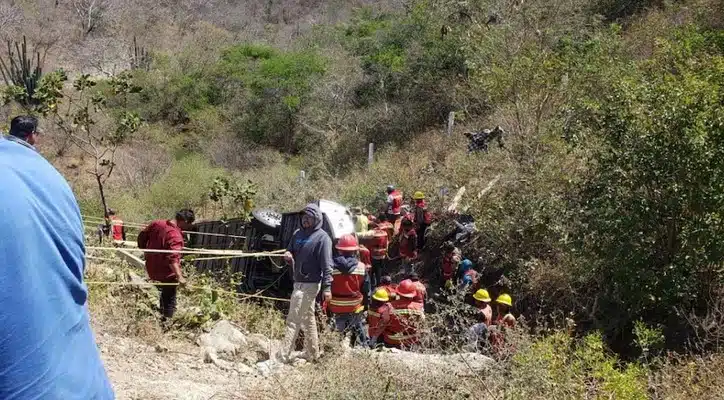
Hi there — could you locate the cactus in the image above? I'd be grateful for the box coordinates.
[0,36,43,106]
[130,36,151,71]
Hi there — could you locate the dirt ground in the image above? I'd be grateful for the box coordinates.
[96,327,283,400]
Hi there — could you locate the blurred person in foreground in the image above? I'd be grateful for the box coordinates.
[0,116,114,399]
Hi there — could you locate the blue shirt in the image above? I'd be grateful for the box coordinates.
[0,138,114,399]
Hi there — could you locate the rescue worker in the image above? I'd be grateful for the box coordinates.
[467,289,493,351]
[386,185,403,222]
[329,234,370,347]
[494,293,516,328]
[378,275,399,301]
[367,288,394,347]
[459,259,479,291]
[490,293,516,354]
[367,224,389,289]
[408,272,427,306]
[375,213,395,240]
[398,218,418,274]
[137,209,196,322]
[384,279,425,348]
[411,191,432,249]
[441,241,462,290]
[351,207,369,234]
[107,209,126,243]
[358,242,373,308]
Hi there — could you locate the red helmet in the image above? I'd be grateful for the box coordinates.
[397,279,417,298]
[335,234,359,252]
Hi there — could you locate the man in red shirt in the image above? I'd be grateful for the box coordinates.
[137,209,196,320]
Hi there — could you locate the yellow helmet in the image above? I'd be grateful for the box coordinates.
[372,288,390,302]
[473,289,492,303]
[496,293,513,307]
[413,191,425,200]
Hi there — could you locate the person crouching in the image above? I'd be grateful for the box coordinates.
[329,234,370,347]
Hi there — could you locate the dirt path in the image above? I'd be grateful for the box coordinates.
[96,329,281,400]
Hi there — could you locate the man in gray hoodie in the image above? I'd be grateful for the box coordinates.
[278,203,334,362]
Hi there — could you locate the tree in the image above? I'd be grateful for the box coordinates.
[572,27,724,342]
[34,70,142,218]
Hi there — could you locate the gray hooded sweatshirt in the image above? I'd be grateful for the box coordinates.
[287,203,333,292]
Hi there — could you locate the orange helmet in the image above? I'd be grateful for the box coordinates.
[397,279,417,298]
[335,234,359,252]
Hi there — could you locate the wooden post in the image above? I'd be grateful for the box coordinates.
[368,143,374,170]
[299,170,306,183]
[446,111,455,135]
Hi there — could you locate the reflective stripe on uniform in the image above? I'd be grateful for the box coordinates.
[330,298,362,306]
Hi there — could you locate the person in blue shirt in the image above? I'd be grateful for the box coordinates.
[0,116,114,399]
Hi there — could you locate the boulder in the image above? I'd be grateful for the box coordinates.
[197,320,247,368]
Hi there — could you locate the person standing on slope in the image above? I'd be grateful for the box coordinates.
[137,209,196,322]
[278,204,334,363]
[0,116,114,399]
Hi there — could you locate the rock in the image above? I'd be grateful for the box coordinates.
[356,348,494,374]
[235,362,257,377]
[246,333,279,360]
[256,360,280,378]
[197,320,247,368]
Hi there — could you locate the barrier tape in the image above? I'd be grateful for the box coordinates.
[82,215,248,239]
[85,246,286,257]
[85,280,290,302]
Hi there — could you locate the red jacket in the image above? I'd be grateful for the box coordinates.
[376,221,394,240]
[399,228,418,259]
[442,248,461,280]
[369,229,389,260]
[329,260,367,314]
[109,215,125,241]
[368,302,394,338]
[413,200,432,226]
[387,190,403,215]
[384,299,425,346]
[359,245,372,271]
[137,220,184,281]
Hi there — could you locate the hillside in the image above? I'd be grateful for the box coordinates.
[3,0,724,398]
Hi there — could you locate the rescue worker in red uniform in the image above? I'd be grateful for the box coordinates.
[384,279,425,348]
[408,272,427,306]
[377,275,399,301]
[375,214,395,240]
[367,288,394,347]
[107,209,126,243]
[490,293,516,355]
[358,243,373,308]
[386,185,403,222]
[366,226,389,289]
[329,234,370,347]
[441,241,462,290]
[398,218,418,275]
[411,192,432,250]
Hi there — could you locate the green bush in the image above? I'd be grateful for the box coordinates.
[571,26,724,341]
[508,332,648,399]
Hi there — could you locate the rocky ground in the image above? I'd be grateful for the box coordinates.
[95,319,493,400]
